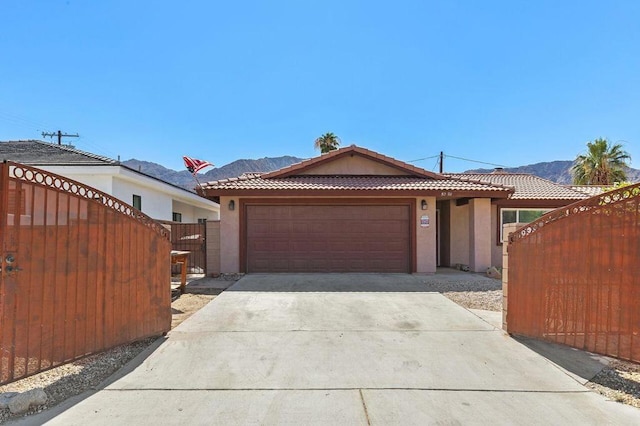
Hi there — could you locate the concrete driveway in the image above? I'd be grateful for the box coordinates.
[22,274,640,425]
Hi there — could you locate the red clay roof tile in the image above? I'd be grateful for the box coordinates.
[202,174,513,193]
[450,173,588,200]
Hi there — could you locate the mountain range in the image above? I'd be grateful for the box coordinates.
[123,156,306,191]
[466,161,640,184]
[123,157,640,191]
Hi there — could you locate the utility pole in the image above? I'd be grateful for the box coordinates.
[439,151,444,173]
[41,130,79,145]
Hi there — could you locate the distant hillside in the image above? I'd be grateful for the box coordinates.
[123,156,305,191]
[124,155,640,192]
[465,161,640,184]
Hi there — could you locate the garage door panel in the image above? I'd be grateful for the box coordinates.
[252,240,289,251]
[246,204,411,273]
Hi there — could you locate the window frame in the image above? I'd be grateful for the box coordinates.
[498,207,553,243]
[132,194,142,211]
[172,212,182,223]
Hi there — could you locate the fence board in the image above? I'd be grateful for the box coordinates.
[0,162,171,385]
[508,183,640,363]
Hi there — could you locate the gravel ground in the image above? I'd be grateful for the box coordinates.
[2,273,639,422]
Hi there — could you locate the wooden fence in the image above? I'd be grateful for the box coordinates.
[0,162,172,385]
[507,183,640,362]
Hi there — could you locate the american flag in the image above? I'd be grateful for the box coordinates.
[183,156,213,174]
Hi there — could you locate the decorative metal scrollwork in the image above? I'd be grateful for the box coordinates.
[510,182,640,244]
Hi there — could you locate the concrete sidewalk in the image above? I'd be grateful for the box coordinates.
[16,273,640,425]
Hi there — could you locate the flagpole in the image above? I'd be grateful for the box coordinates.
[191,173,206,197]
[183,156,213,197]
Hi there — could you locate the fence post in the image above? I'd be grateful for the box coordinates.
[502,222,523,332]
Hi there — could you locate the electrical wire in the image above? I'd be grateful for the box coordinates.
[0,108,119,159]
[407,154,439,163]
[444,154,510,168]
[407,153,509,168]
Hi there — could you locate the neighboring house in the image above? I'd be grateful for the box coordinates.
[202,145,592,274]
[0,140,219,222]
[569,185,608,197]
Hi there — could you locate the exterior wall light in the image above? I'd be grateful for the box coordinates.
[228,200,235,211]
[421,200,428,210]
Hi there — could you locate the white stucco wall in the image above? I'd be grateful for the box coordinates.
[37,165,220,222]
[112,177,173,219]
[37,166,115,194]
[172,200,219,222]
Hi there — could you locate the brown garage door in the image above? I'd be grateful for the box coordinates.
[246,204,411,273]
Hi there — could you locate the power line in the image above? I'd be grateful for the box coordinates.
[42,130,79,145]
[0,108,120,160]
[407,154,439,163]
[444,154,510,169]
[408,152,510,173]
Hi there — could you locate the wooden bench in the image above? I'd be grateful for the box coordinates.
[171,250,190,293]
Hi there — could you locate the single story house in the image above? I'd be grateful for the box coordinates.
[0,140,219,222]
[202,145,592,274]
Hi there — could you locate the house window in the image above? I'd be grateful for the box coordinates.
[172,212,182,222]
[500,208,552,242]
[132,195,142,210]
[197,218,207,224]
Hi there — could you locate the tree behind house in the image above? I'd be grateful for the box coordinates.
[571,138,631,185]
[314,132,341,153]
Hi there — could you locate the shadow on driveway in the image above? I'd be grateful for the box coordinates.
[227,273,430,292]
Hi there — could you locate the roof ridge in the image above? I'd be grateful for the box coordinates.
[445,174,515,191]
[31,140,118,164]
[261,145,444,180]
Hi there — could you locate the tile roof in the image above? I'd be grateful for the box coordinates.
[0,140,117,165]
[569,185,607,197]
[450,173,588,200]
[202,174,514,194]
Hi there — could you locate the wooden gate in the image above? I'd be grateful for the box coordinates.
[0,162,172,385]
[164,222,207,274]
[507,183,640,362]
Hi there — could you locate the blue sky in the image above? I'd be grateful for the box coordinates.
[1,0,639,173]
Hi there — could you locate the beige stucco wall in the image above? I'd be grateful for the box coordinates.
[206,220,221,275]
[299,155,411,176]
[219,196,240,272]
[449,202,470,266]
[469,198,492,272]
[490,204,502,267]
[416,196,437,273]
[448,199,493,271]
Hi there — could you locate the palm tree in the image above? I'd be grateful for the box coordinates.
[571,138,631,185]
[314,132,341,153]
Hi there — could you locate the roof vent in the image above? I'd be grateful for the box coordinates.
[492,167,506,174]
